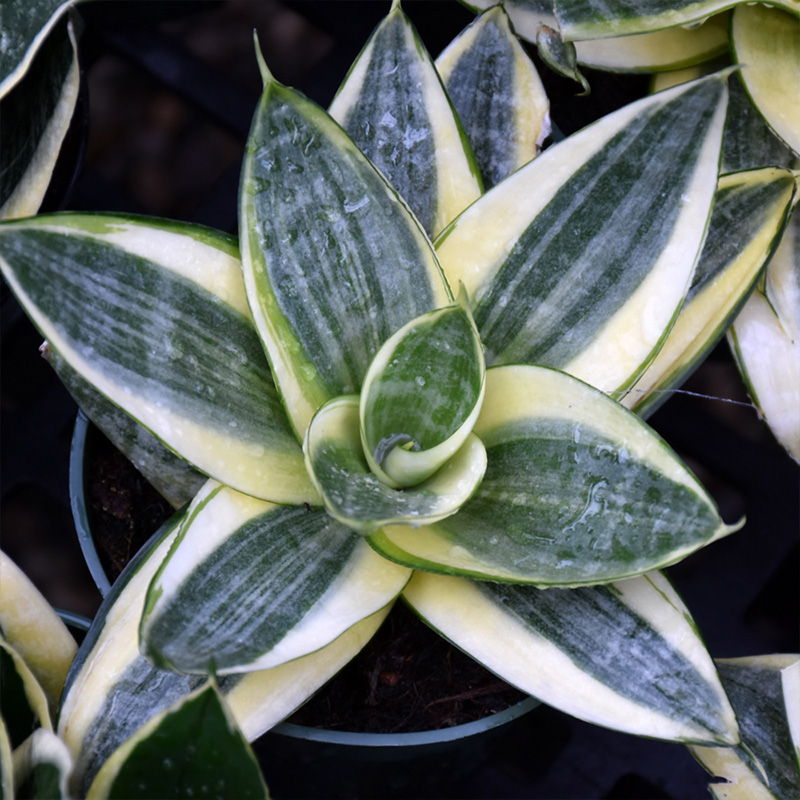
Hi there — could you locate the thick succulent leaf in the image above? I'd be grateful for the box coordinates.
[435,5,550,189]
[625,168,797,418]
[731,5,800,158]
[461,0,558,39]
[435,72,728,394]
[11,729,72,800]
[360,300,485,487]
[0,717,11,800]
[0,0,75,95]
[728,208,800,463]
[689,656,800,800]
[0,17,79,220]
[0,552,76,718]
[240,61,452,440]
[328,0,481,236]
[141,481,410,674]
[85,683,268,800]
[305,396,487,534]
[50,352,205,509]
[403,570,738,745]
[783,661,800,769]
[0,213,314,504]
[535,26,590,94]
[369,365,738,584]
[574,14,729,72]
[553,0,800,40]
[59,511,389,795]
[0,640,51,749]
[723,79,800,174]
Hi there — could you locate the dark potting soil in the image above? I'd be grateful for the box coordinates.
[85,426,528,733]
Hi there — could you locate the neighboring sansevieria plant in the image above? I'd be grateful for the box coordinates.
[2,1,800,797]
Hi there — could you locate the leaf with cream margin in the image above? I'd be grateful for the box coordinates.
[360,299,485,488]
[369,366,740,585]
[12,729,72,800]
[0,0,76,96]
[0,552,76,717]
[0,639,51,748]
[624,167,797,418]
[305,396,486,534]
[328,0,481,236]
[689,655,800,800]
[59,509,390,795]
[552,0,800,41]
[731,4,800,158]
[240,49,452,440]
[462,0,729,71]
[435,5,550,189]
[403,569,739,745]
[435,72,729,395]
[0,213,315,504]
[0,16,80,221]
[140,481,410,674]
[85,683,267,800]
[728,206,800,463]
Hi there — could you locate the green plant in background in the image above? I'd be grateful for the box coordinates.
[1,0,799,798]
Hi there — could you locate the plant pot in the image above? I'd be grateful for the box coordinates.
[69,411,541,797]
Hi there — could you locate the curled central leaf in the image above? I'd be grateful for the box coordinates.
[360,297,486,488]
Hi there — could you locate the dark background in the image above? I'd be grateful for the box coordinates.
[2,2,798,798]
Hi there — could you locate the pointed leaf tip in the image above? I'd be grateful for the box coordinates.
[253,30,272,87]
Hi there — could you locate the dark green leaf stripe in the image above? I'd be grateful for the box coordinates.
[142,503,361,673]
[436,6,549,189]
[13,730,73,800]
[241,76,451,437]
[333,8,437,233]
[0,215,313,502]
[403,570,737,742]
[88,684,267,800]
[480,580,729,737]
[723,79,800,174]
[626,168,796,417]
[0,0,74,94]
[471,79,723,372]
[463,0,559,40]
[715,660,798,798]
[0,17,78,217]
[0,643,43,748]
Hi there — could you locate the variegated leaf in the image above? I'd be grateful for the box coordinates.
[0,552,76,717]
[0,17,79,220]
[624,167,797,418]
[49,352,205,509]
[553,0,800,41]
[723,79,800,174]
[85,684,267,800]
[368,365,739,584]
[403,570,739,744]
[0,0,75,96]
[435,73,729,394]
[305,396,486,534]
[59,511,390,795]
[360,299,485,487]
[0,213,314,504]
[534,25,590,94]
[435,5,550,188]
[728,207,800,463]
[140,481,410,673]
[11,729,72,800]
[689,656,800,800]
[0,716,12,800]
[240,53,452,440]
[731,4,800,158]
[328,0,481,236]
[574,13,729,72]
[0,639,51,748]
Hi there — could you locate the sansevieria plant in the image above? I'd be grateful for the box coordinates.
[1,1,798,797]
